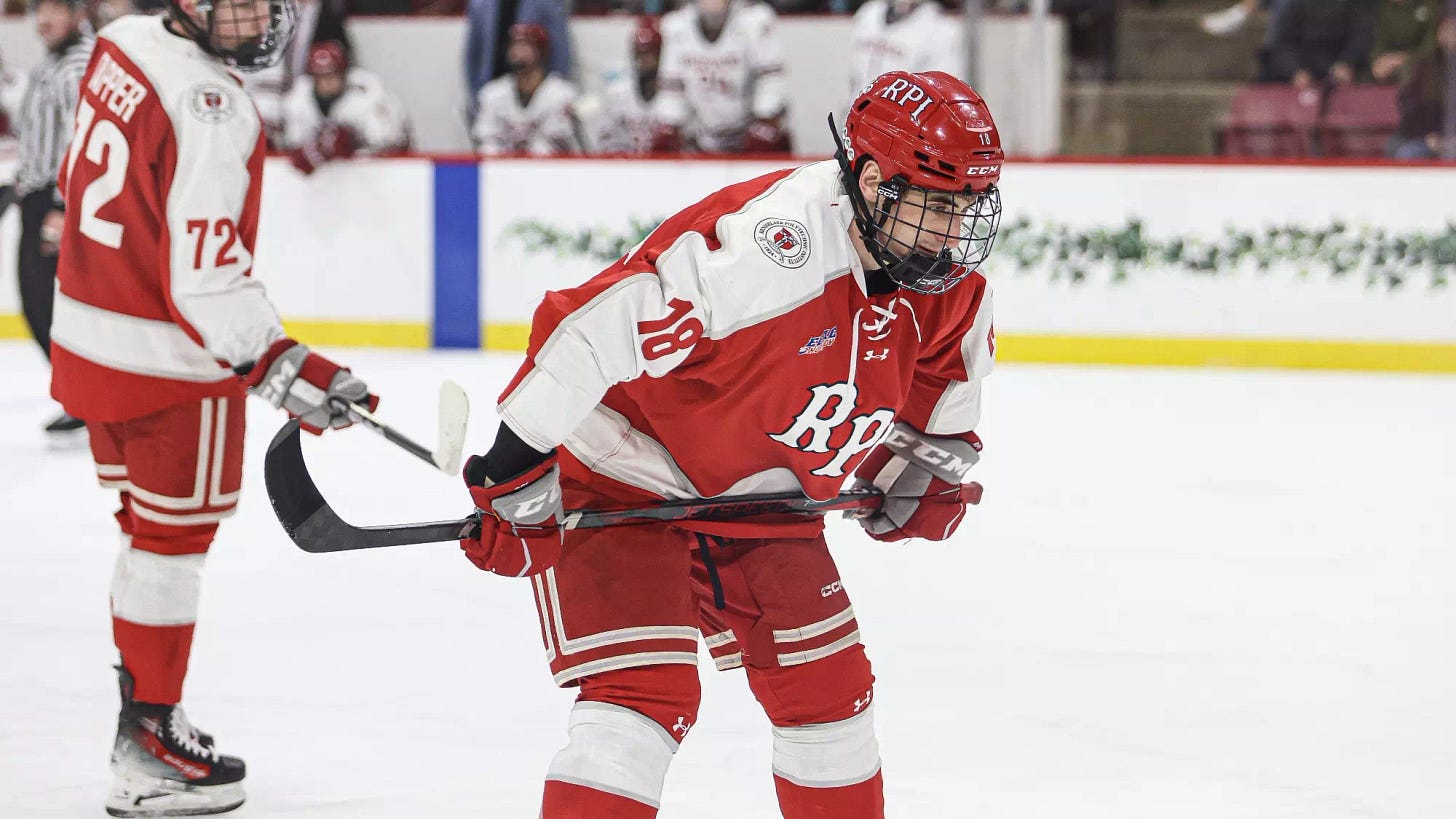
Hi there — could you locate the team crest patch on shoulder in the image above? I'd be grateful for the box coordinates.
[755,218,811,269]
[188,83,236,124]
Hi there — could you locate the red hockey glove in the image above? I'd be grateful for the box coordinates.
[460,453,564,577]
[243,338,378,434]
[742,118,791,154]
[288,122,360,175]
[852,422,983,543]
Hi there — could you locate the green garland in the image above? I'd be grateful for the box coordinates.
[502,217,1456,291]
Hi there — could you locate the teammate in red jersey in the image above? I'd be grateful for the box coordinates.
[459,70,1003,818]
[51,1,378,815]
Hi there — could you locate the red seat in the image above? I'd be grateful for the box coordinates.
[1216,85,1322,158]
[1317,85,1401,158]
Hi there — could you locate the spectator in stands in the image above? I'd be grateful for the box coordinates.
[1201,0,1286,37]
[465,0,572,121]
[281,41,412,175]
[654,0,790,154]
[242,0,351,146]
[1389,13,1453,158]
[1262,0,1376,89]
[996,0,1117,80]
[849,0,964,96]
[1371,0,1440,83]
[473,23,583,155]
[590,17,665,155]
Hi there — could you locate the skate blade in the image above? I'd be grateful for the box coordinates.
[44,427,89,451]
[105,772,244,817]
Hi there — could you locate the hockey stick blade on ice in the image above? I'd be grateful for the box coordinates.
[332,380,470,475]
[264,419,883,554]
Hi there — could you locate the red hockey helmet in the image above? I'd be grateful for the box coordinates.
[632,16,663,56]
[836,70,1004,294]
[509,22,551,59]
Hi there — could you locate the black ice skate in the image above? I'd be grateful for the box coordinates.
[106,666,246,817]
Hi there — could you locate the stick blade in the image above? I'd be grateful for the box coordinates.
[433,380,470,476]
[266,417,478,552]
[264,419,332,551]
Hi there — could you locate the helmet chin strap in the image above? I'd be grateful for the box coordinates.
[830,113,898,272]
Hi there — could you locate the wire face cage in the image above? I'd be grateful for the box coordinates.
[865,181,1002,295]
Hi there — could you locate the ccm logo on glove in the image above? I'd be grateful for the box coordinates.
[853,422,984,543]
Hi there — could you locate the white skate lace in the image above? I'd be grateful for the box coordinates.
[166,707,220,761]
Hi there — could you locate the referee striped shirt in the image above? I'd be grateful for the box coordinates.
[14,33,94,196]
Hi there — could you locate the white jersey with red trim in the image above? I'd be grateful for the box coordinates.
[472,73,581,156]
[51,15,284,423]
[591,74,659,155]
[655,0,787,153]
[848,1,964,97]
[498,159,994,522]
[279,67,410,154]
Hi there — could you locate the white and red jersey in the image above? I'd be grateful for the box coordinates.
[279,67,410,154]
[848,0,964,97]
[472,73,582,156]
[498,160,994,527]
[590,74,659,156]
[655,0,787,153]
[51,15,284,423]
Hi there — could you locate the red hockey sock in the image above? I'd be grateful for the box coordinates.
[542,780,658,818]
[112,618,194,705]
[773,770,885,819]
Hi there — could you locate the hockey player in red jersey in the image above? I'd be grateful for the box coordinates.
[51,1,378,815]
[459,69,1002,817]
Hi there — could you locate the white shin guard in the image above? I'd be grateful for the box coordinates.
[771,704,882,789]
[545,701,679,809]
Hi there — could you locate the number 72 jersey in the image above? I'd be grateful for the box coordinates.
[52,15,285,424]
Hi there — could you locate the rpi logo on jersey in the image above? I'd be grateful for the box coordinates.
[188,82,236,124]
[754,218,811,269]
[797,327,837,355]
[769,381,896,478]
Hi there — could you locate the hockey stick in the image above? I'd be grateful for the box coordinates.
[264,418,883,554]
[332,381,470,475]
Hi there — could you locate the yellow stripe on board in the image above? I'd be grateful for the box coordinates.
[483,322,532,352]
[0,313,28,339]
[999,334,1456,373]
[281,320,430,349]
[0,314,431,348]
[4,314,1453,372]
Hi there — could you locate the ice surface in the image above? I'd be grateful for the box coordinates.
[2,341,1454,818]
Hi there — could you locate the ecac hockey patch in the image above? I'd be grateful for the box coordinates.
[188,83,237,124]
[754,218,811,269]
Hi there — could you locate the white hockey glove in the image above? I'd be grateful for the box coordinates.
[243,338,377,434]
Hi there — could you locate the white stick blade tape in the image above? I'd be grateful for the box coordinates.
[435,380,470,476]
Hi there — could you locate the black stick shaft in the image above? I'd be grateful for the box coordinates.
[332,399,436,467]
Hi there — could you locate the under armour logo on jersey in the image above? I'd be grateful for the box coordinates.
[672,716,693,738]
[853,689,873,713]
[798,327,837,355]
[768,381,896,478]
[863,348,889,362]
